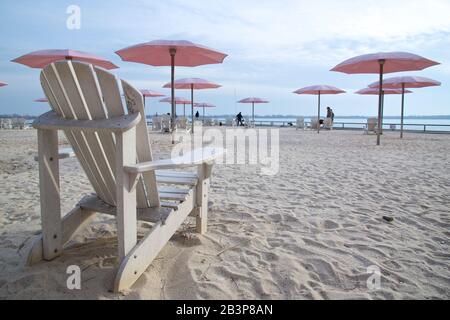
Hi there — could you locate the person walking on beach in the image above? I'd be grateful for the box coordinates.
[236,112,244,126]
[195,111,200,119]
[327,107,335,123]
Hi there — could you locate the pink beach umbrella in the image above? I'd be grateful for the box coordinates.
[12,49,118,70]
[34,98,49,102]
[116,40,227,143]
[368,76,441,138]
[159,96,192,117]
[0,82,7,87]
[140,89,165,107]
[331,52,439,145]
[163,78,221,133]
[294,85,346,133]
[237,98,269,127]
[356,88,412,133]
[194,102,216,121]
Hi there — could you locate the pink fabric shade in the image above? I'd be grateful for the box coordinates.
[34,98,49,102]
[355,88,412,95]
[194,103,216,108]
[140,89,165,97]
[0,82,7,87]
[331,52,439,74]
[115,40,227,67]
[163,78,221,90]
[294,85,346,95]
[159,97,191,104]
[12,49,118,70]
[238,97,269,104]
[368,76,441,89]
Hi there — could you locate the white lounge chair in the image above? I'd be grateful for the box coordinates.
[323,118,333,130]
[176,117,190,132]
[152,116,162,131]
[204,118,213,126]
[310,118,319,130]
[28,61,224,293]
[364,117,378,135]
[160,115,171,132]
[296,117,305,130]
[225,118,234,127]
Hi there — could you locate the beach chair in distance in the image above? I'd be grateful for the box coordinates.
[160,115,171,132]
[309,118,319,130]
[225,118,234,127]
[152,116,162,131]
[176,117,190,132]
[323,118,333,130]
[296,117,305,130]
[364,117,378,135]
[28,61,224,293]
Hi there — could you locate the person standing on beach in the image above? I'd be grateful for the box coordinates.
[195,111,200,119]
[327,107,335,123]
[236,112,243,126]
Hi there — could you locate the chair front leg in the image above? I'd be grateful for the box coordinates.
[37,129,63,260]
[115,128,138,260]
[196,162,213,234]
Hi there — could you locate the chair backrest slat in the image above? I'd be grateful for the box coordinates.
[40,61,160,208]
[42,65,114,204]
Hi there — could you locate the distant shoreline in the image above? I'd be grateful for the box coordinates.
[4,114,450,120]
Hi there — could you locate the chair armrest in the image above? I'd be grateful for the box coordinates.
[124,147,225,174]
[34,147,75,161]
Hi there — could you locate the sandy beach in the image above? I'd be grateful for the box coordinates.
[0,128,449,300]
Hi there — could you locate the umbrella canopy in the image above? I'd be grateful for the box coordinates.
[160,97,191,104]
[194,103,216,122]
[164,78,221,90]
[238,97,269,104]
[139,89,165,108]
[34,98,49,102]
[116,40,227,143]
[163,78,221,133]
[368,76,441,139]
[331,52,439,145]
[238,98,269,127]
[331,52,439,74]
[116,40,228,67]
[0,82,7,87]
[294,85,345,133]
[12,49,118,70]
[355,88,412,95]
[294,85,346,95]
[368,76,441,89]
[140,89,165,97]
[356,88,412,135]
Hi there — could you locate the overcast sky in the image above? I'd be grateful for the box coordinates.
[0,0,449,117]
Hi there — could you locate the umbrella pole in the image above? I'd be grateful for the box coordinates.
[191,84,194,134]
[183,103,186,117]
[317,92,321,134]
[376,60,385,146]
[170,48,176,144]
[381,91,385,134]
[252,102,255,127]
[400,83,405,139]
[203,106,205,122]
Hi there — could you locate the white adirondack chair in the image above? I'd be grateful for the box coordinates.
[152,116,162,131]
[364,117,378,135]
[28,61,224,293]
[323,118,333,130]
[225,118,234,127]
[296,117,305,130]
[160,115,171,132]
[176,117,190,132]
[310,118,319,130]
